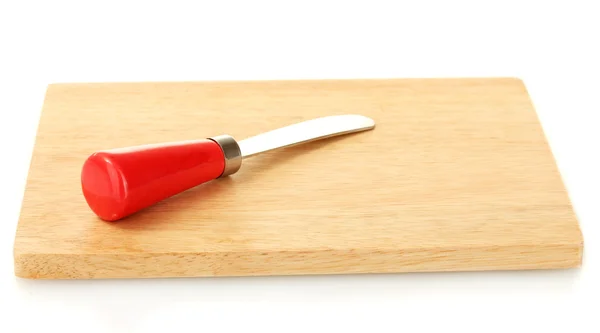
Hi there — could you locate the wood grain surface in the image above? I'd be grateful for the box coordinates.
[13,78,583,279]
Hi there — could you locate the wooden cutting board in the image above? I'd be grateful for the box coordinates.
[13,78,583,279]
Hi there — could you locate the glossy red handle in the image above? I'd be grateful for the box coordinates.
[81,139,225,221]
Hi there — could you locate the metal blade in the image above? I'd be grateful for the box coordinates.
[238,114,375,158]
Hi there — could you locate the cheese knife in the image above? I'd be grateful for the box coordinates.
[81,114,375,221]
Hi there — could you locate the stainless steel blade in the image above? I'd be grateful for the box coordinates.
[237,114,375,158]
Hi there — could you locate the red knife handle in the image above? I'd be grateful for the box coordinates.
[81,135,241,221]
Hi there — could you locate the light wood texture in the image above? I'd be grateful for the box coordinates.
[13,78,583,279]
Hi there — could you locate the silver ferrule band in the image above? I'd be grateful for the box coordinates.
[209,135,242,178]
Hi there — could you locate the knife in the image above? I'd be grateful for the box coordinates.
[81,114,375,221]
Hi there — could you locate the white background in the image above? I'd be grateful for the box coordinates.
[1,1,598,332]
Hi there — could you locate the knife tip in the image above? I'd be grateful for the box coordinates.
[349,114,376,130]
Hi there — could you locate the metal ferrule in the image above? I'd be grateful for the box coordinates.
[209,134,242,178]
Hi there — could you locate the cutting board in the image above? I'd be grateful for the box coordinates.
[13,78,583,279]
